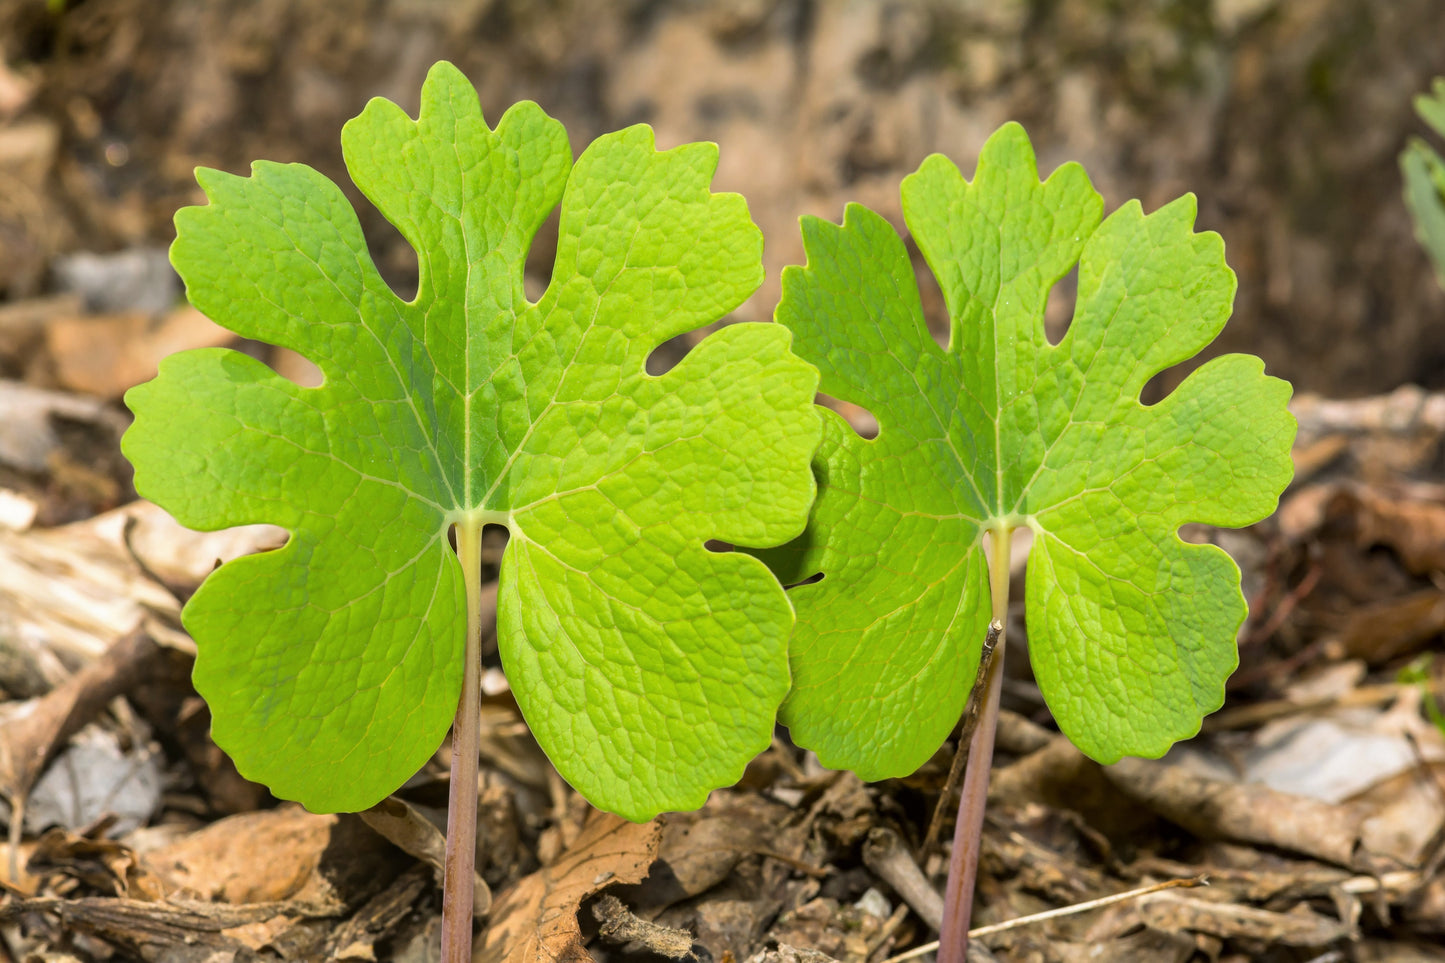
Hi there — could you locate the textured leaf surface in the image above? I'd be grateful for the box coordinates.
[763,123,1295,779]
[122,62,819,819]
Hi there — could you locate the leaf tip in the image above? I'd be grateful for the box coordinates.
[418,59,483,124]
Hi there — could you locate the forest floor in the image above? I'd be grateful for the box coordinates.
[4,267,1445,963]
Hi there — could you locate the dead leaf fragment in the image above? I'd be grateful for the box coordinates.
[0,380,126,475]
[0,626,180,816]
[142,805,406,914]
[0,894,326,959]
[1105,757,1371,869]
[24,729,164,835]
[359,795,491,916]
[26,819,165,900]
[119,498,287,592]
[478,810,662,963]
[1334,589,1445,664]
[45,304,231,400]
[1328,484,1445,575]
[324,864,432,961]
[0,503,191,675]
[1138,891,1353,946]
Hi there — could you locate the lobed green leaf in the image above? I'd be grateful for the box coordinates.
[124,62,820,820]
[763,123,1296,778]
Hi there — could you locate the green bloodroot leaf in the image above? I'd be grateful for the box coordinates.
[761,122,1295,780]
[1402,77,1445,290]
[122,62,820,820]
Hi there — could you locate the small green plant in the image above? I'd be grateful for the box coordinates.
[1399,655,1445,732]
[761,124,1295,959]
[124,61,1294,963]
[123,62,819,961]
[1402,77,1445,289]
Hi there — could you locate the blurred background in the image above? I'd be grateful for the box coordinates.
[1,0,1444,407]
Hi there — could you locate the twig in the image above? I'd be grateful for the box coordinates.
[1336,870,1420,895]
[866,903,912,963]
[921,620,1003,857]
[967,875,1207,938]
[1239,560,1321,652]
[754,848,831,879]
[863,827,943,931]
[592,894,694,958]
[1203,683,1405,732]
[878,875,1208,963]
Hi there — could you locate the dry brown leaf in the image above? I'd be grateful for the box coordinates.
[805,771,875,849]
[0,379,126,477]
[477,810,662,963]
[1329,485,1445,575]
[602,787,818,953]
[26,819,165,899]
[1,861,422,961]
[0,502,192,677]
[1335,589,1445,664]
[1353,762,1445,868]
[45,304,232,400]
[119,498,287,592]
[141,805,406,914]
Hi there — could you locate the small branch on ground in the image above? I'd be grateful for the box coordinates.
[591,894,695,958]
[880,875,1209,963]
[862,827,943,931]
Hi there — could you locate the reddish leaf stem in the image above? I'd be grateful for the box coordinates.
[921,619,1002,856]
[441,517,484,963]
[937,529,1012,963]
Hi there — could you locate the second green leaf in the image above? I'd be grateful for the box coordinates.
[763,123,1296,779]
